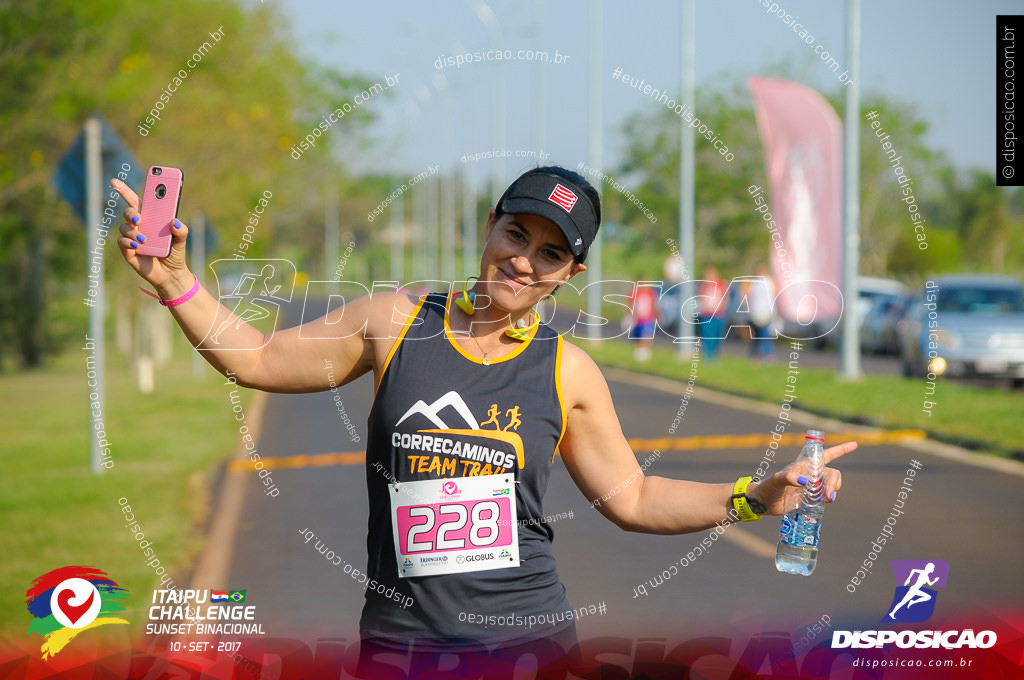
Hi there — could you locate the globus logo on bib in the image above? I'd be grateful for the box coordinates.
[831,560,996,650]
[457,553,494,564]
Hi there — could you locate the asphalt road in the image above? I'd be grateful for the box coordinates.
[222,306,1023,650]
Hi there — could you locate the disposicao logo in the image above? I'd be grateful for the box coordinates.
[832,559,996,650]
[884,559,947,623]
[25,566,129,659]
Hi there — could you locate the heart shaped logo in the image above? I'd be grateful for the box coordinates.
[442,481,459,495]
[56,588,95,625]
[27,567,126,658]
[49,578,100,629]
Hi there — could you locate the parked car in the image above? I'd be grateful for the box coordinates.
[779,275,908,347]
[856,277,910,326]
[860,294,911,355]
[900,275,1024,387]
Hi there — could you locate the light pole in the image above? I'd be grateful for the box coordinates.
[586,0,604,342]
[840,0,862,380]
[678,0,696,356]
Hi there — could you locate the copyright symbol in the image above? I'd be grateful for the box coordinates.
[1003,166,1015,179]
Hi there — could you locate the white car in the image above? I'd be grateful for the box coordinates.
[900,275,1024,387]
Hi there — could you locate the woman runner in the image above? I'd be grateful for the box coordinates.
[112,165,856,676]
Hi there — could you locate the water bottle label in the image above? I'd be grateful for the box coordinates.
[779,514,795,542]
[779,512,821,548]
[802,515,821,546]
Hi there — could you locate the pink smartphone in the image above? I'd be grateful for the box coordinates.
[135,166,184,258]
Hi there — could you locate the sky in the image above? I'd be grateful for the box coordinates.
[275,0,1016,188]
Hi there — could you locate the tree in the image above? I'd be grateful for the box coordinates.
[945,170,1019,272]
[609,63,954,281]
[0,0,378,368]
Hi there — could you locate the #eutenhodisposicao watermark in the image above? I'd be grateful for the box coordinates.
[845,459,923,593]
[577,161,658,224]
[753,341,803,479]
[611,67,734,163]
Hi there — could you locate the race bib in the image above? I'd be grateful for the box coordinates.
[389,474,519,578]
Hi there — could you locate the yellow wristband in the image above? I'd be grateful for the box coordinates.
[731,476,762,522]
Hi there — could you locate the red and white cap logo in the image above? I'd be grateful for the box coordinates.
[548,184,578,212]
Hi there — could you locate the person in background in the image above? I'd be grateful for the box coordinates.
[628,277,660,362]
[697,265,728,361]
[744,263,778,361]
[660,252,685,335]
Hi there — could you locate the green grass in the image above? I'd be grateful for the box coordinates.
[583,338,1024,458]
[0,335,251,637]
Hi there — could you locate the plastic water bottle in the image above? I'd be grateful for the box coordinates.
[775,429,826,575]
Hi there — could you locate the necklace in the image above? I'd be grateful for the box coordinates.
[466,331,491,366]
[453,312,495,365]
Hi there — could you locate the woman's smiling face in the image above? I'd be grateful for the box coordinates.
[475,210,587,316]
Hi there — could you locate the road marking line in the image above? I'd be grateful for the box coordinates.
[226,429,924,472]
[721,526,777,559]
[626,429,926,453]
[228,451,365,471]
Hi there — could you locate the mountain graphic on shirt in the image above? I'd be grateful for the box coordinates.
[395,391,526,468]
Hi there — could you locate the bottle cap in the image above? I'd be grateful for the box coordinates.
[805,429,825,442]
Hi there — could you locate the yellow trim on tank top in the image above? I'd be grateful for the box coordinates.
[442,293,537,366]
[553,334,567,461]
[374,295,427,394]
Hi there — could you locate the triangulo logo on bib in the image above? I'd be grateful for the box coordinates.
[831,559,996,649]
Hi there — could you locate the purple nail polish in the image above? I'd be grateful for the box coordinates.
[131,216,139,224]
[129,240,138,248]
[137,234,146,243]
[173,219,181,228]
[829,491,836,501]
[797,475,808,485]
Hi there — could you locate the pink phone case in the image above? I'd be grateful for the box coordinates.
[136,166,184,258]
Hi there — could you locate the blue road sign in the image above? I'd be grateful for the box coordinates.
[52,114,143,225]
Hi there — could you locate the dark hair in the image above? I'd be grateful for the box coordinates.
[494,165,601,264]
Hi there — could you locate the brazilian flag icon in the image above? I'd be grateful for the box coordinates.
[229,590,246,602]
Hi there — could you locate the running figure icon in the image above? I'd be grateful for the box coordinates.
[887,562,939,620]
[210,264,286,345]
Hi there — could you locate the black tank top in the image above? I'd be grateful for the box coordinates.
[360,292,573,644]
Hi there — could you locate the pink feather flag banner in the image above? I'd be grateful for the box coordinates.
[748,76,844,323]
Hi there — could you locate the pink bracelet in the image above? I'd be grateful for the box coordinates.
[139,275,200,307]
